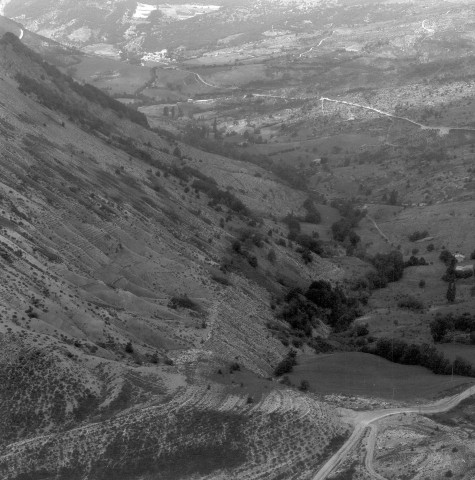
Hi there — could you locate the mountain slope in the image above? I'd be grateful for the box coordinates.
[0,33,350,480]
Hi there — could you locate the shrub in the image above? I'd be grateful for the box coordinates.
[211,274,231,286]
[125,341,134,353]
[408,230,429,242]
[267,248,277,264]
[355,324,369,336]
[229,362,240,373]
[299,380,310,392]
[168,295,201,312]
[247,255,258,268]
[398,296,424,311]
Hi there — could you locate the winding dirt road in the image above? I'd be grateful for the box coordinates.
[365,424,387,480]
[320,97,475,135]
[312,384,475,480]
[367,215,395,247]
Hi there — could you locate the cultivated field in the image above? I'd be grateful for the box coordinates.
[288,353,473,401]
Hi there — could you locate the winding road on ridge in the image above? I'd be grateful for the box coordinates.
[312,384,475,480]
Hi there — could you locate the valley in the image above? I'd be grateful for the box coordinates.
[1,0,475,479]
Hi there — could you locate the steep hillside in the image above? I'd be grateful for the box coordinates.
[0,33,354,479]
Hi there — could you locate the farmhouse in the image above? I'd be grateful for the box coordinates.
[455,264,474,278]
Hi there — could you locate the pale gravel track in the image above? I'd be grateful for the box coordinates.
[312,384,475,480]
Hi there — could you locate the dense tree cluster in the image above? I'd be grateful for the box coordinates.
[330,199,364,249]
[192,178,249,215]
[365,338,473,376]
[279,280,360,340]
[302,198,321,224]
[365,250,404,289]
[430,312,475,343]
[404,256,428,267]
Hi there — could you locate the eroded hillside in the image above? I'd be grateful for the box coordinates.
[0,33,354,479]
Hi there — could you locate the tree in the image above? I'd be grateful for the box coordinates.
[267,248,276,264]
[388,189,398,205]
[446,282,456,303]
[453,356,472,376]
[430,316,450,342]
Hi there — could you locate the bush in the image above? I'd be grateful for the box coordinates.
[229,362,240,373]
[247,255,258,268]
[168,295,201,312]
[408,230,429,242]
[267,249,277,264]
[398,296,424,311]
[355,324,369,336]
[299,380,310,392]
[211,274,231,286]
[125,341,134,353]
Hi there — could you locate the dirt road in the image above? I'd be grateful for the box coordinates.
[367,215,395,247]
[320,97,475,135]
[312,384,475,480]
